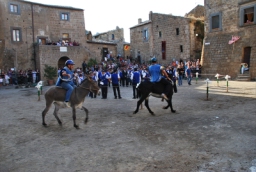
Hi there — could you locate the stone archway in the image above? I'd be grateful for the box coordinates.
[58,56,69,69]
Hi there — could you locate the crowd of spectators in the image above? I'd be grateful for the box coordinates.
[0,69,40,86]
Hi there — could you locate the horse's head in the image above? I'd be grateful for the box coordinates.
[81,75,100,96]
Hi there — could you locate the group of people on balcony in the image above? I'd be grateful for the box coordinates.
[45,40,80,46]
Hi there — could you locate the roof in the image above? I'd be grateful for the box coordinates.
[87,40,117,45]
[129,20,152,29]
[22,0,84,11]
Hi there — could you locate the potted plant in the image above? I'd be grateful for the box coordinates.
[44,64,57,85]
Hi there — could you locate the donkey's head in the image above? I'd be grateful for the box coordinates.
[80,75,100,96]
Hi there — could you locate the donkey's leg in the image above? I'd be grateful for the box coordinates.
[42,100,53,126]
[81,106,89,123]
[144,97,155,115]
[72,107,79,129]
[163,100,169,109]
[133,95,147,114]
[53,102,62,125]
[168,97,176,113]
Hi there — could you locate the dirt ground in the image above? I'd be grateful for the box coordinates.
[0,79,256,172]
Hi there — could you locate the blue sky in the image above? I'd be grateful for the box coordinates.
[27,0,204,42]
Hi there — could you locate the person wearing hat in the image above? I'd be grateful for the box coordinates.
[130,67,141,99]
[56,59,76,107]
[148,57,171,100]
[100,69,111,99]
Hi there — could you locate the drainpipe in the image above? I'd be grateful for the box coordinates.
[31,3,36,70]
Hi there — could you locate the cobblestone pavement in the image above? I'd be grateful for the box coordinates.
[0,79,256,172]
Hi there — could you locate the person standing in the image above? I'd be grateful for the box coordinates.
[56,59,76,107]
[82,61,87,73]
[148,57,171,100]
[100,69,111,99]
[130,68,141,99]
[89,71,98,98]
[121,68,127,87]
[111,69,122,99]
[177,64,184,86]
[185,65,192,85]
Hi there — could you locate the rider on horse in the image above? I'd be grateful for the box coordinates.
[148,57,171,100]
[56,59,76,107]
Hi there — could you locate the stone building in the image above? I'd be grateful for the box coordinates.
[89,26,131,62]
[85,30,117,63]
[202,0,256,80]
[129,5,204,65]
[0,0,88,82]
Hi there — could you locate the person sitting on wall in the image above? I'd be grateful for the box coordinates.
[241,63,249,74]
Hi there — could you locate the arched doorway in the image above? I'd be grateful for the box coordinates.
[58,56,69,69]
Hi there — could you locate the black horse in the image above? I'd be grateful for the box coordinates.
[133,81,176,115]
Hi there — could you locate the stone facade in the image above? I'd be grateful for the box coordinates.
[130,7,204,65]
[85,40,117,62]
[0,0,88,82]
[203,0,256,80]
[93,27,125,56]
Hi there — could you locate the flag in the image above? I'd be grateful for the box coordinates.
[228,35,240,44]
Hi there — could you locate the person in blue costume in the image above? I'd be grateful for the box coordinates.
[148,57,171,100]
[56,59,76,107]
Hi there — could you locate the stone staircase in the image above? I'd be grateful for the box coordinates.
[236,71,251,81]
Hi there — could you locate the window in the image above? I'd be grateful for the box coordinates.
[60,12,70,21]
[8,2,20,14]
[112,34,115,40]
[159,31,162,38]
[210,12,222,31]
[12,29,21,42]
[180,45,183,53]
[143,29,148,41]
[212,15,220,29]
[176,28,179,35]
[10,4,18,13]
[240,4,256,26]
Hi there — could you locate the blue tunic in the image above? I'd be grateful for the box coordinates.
[148,64,161,82]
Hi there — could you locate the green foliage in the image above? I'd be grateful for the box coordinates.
[44,64,57,80]
[87,58,98,67]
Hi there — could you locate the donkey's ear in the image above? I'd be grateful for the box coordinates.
[86,74,92,81]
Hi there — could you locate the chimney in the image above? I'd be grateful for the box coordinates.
[138,18,142,24]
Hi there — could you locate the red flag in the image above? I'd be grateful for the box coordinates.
[229,35,240,44]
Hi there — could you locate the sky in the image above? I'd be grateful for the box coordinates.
[27,0,204,42]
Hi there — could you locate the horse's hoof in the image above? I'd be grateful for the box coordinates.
[42,123,47,127]
[133,111,137,114]
[172,110,176,113]
[162,106,168,109]
[84,118,88,123]
[74,125,79,129]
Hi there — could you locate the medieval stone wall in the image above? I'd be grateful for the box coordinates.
[85,42,117,63]
[93,27,124,57]
[151,13,192,64]
[130,22,152,64]
[0,0,87,74]
[38,45,88,81]
[203,0,256,80]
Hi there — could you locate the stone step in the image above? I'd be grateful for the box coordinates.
[236,74,251,81]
